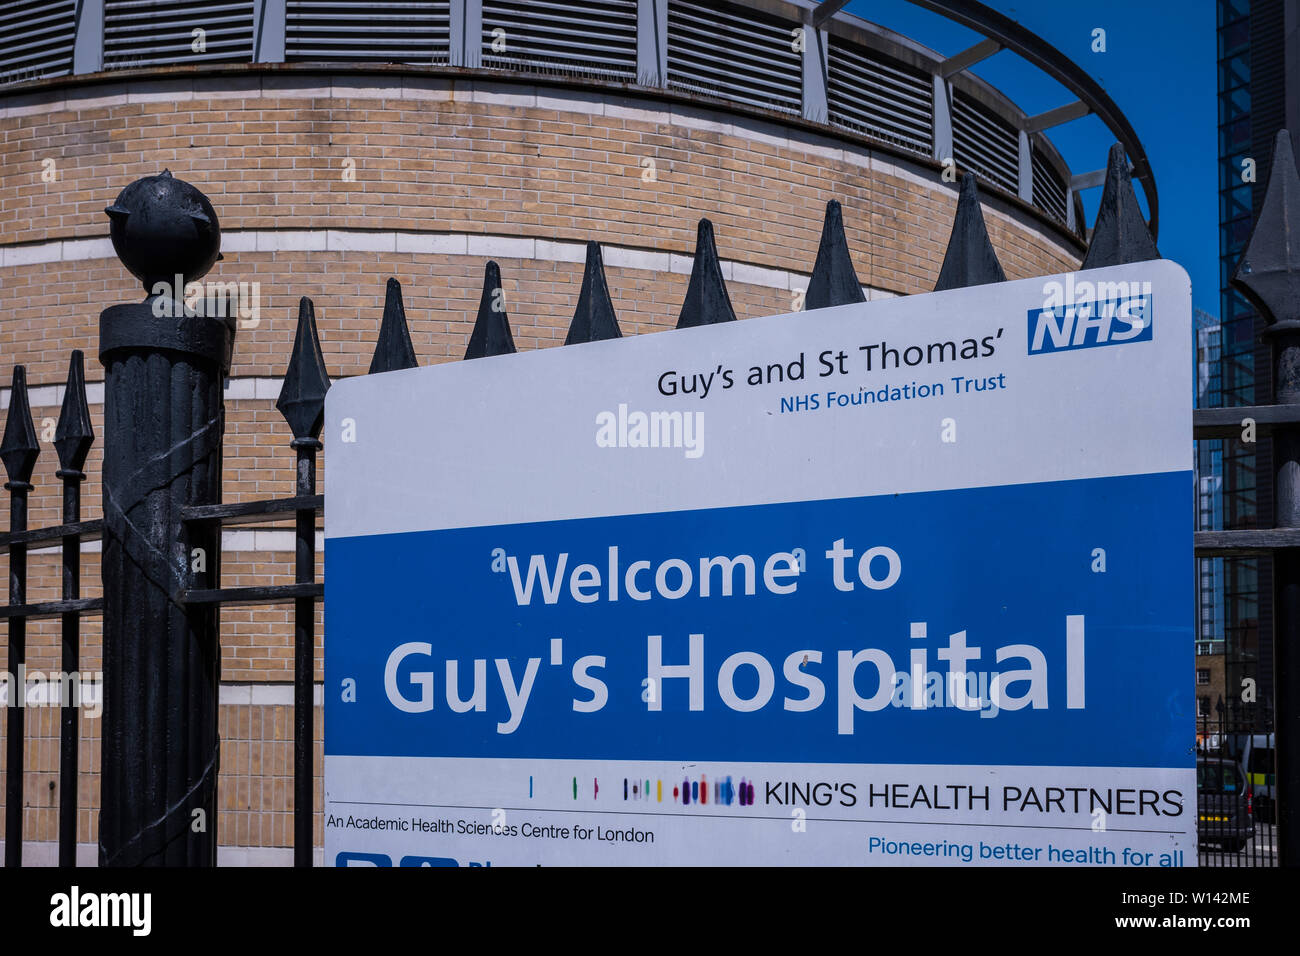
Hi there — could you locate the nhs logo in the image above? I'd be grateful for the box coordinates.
[1028,276,1153,355]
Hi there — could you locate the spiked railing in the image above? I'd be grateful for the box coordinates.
[1,367,36,870]
[0,356,101,868]
[1081,143,1160,271]
[173,267,520,865]
[466,262,517,360]
[280,298,328,868]
[806,200,867,311]
[934,173,1007,291]
[565,242,622,344]
[370,278,419,374]
[677,220,737,329]
[177,297,330,868]
[53,352,94,868]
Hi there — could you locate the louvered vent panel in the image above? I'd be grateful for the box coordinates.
[0,0,76,86]
[287,1,451,64]
[827,36,931,156]
[481,0,637,81]
[951,89,1019,195]
[1031,145,1068,223]
[667,0,801,115]
[104,0,255,70]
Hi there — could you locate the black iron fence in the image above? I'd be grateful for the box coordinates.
[0,135,1294,867]
[1190,129,1300,869]
[0,355,99,868]
[1196,709,1278,867]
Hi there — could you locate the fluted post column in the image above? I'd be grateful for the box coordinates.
[97,171,232,866]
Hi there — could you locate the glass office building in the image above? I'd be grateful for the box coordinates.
[1214,0,1286,715]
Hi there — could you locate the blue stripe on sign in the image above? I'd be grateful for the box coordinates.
[324,471,1193,768]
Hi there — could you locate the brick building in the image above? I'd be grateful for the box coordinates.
[0,0,1104,863]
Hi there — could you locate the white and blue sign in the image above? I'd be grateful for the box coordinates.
[324,261,1195,866]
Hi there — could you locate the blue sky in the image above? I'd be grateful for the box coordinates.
[842,0,1218,316]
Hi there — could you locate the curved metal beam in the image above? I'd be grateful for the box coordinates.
[901,0,1158,240]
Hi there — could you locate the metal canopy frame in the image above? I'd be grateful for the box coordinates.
[812,0,1159,239]
[900,0,1157,238]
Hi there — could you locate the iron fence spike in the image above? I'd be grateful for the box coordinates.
[54,350,94,474]
[1080,142,1159,270]
[1232,130,1300,324]
[564,241,622,345]
[368,277,419,374]
[934,172,1007,292]
[465,260,518,359]
[277,297,332,441]
[806,200,866,310]
[1,366,40,486]
[676,218,737,328]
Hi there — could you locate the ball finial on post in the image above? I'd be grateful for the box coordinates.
[105,169,223,295]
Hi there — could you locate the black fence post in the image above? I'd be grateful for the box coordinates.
[98,171,232,866]
[1,366,39,867]
[54,351,94,866]
[1232,130,1300,867]
[277,297,330,867]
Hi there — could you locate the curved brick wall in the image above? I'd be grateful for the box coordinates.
[0,68,1083,858]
